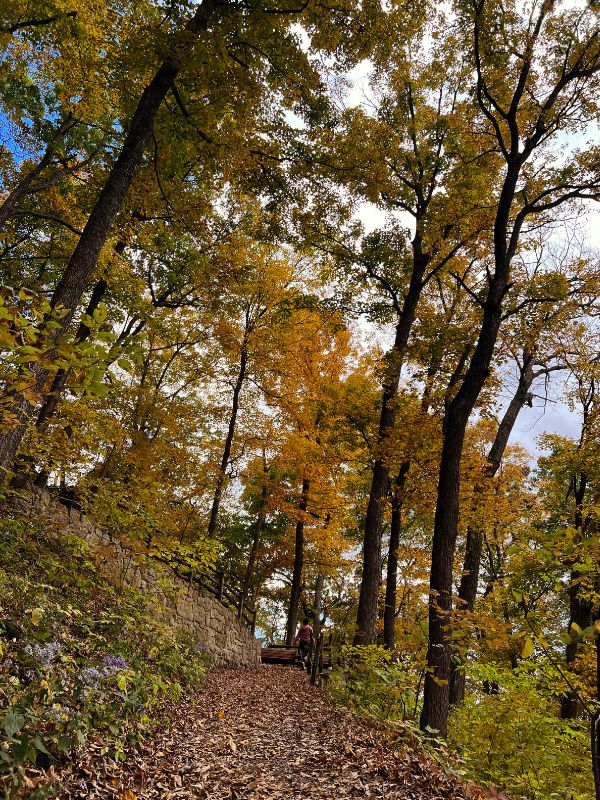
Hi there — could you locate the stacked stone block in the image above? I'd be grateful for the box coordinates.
[10,489,261,669]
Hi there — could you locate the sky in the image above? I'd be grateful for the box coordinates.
[356,197,600,459]
[345,46,600,460]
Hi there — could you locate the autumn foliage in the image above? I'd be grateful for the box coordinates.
[1,1,600,798]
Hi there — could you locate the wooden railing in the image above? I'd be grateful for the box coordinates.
[151,554,257,633]
[47,488,258,632]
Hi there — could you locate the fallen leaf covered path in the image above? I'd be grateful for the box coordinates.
[65,666,479,799]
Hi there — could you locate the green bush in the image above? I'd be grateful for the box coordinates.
[0,514,209,798]
[329,644,419,723]
[448,662,592,800]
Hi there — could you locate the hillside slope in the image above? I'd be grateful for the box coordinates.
[0,507,207,798]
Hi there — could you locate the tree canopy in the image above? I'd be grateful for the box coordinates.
[1,1,600,798]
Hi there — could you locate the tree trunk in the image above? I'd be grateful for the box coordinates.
[313,572,324,629]
[355,243,430,645]
[561,473,592,718]
[592,709,600,800]
[0,0,219,476]
[310,574,324,684]
[0,116,77,229]
[593,618,600,800]
[420,161,521,737]
[206,345,248,538]
[449,349,535,706]
[312,571,325,654]
[285,477,310,645]
[383,461,410,649]
[239,483,267,618]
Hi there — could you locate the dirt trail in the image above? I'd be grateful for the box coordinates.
[64,666,480,799]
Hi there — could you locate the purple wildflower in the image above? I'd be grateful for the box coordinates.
[103,655,128,672]
[80,667,104,688]
[24,641,62,670]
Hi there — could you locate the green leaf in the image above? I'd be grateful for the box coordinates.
[3,709,25,737]
[91,383,111,397]
[57,735,72,753]
[32,735,51,755]
[11,734,29,765]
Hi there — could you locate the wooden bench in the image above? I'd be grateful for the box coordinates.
[261,645,332,669]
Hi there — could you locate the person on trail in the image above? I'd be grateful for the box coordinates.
[293,618,313,665]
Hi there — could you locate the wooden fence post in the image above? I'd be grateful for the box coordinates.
[311,631,324,685]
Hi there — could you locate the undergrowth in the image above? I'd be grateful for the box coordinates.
[0,510,209,799]
[329,645,592,800]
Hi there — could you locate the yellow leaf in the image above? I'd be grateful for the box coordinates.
[122,791,137,800]
[569,622,583,638]
[218,709,225,719]
[31,608,43,626]
[519,636,534,659]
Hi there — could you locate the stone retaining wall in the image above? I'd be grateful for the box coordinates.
[12,488,261,669]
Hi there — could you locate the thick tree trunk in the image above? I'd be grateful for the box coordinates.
[0,0,219,476]
[449,349,535,706]
[206,346,248,538]
[420,161,521,737]
[285,477,310,645]
[355,243,430,645]
[383,461,410,649]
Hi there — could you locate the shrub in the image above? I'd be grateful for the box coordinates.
[329,644,419,723]
[0,514,209,798]
[448,662,592,800]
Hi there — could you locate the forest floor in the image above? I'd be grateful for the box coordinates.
[60,665,483,800]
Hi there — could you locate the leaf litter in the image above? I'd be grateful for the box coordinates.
[57,666,487,799]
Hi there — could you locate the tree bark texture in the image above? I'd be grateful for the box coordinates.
[240,483,267,618]
[355,243,430,645]
[383,461,410,649]
[420,162,521,737]
[285,477,310,645]
[206,345,248,538]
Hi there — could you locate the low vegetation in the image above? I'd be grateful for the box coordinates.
[0,511,208,798]
[329,646,590,800]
